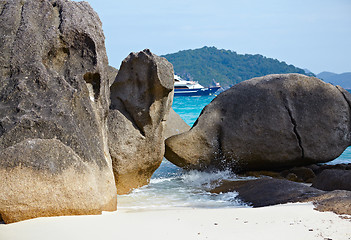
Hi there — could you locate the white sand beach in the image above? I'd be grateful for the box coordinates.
[1,203,350,240]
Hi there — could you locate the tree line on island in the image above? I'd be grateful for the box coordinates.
[162,46,312,87]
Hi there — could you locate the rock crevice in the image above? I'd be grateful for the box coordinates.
[52,1,64,33]
[0,2,7,16]
[14,2,24,38]
[283,99,305,159]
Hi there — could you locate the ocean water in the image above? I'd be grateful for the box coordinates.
[171,95,215,126]
[118,95,351,209]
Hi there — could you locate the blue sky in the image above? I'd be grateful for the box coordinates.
[80,0,350,74]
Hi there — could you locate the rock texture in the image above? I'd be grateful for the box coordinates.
[312,169,351,191]
[164,108,190,140]
[108,49,174,194]
[210,178,324,207]
[165,74,351,172]
[0,0,116,223]
[0,139,116,223]
[310,190,351,215]
[106,65,118,87]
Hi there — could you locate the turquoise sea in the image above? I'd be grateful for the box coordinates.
[118,95,351,209]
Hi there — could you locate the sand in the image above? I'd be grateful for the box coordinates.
[0,203,350,240]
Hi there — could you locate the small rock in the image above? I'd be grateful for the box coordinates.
[210,178,324,207]
[309,190,351,215]
[286,173,299,182]
[312,169,351,191]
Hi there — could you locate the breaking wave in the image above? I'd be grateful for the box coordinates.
[117,159,249,209]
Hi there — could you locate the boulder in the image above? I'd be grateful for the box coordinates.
[164,108,190,140]
[210,178,324,207]
[312,169,351,191]
[108,49,174,194]
[0,0,116,223]
[280,167,316,183]
[165,74,351,172]
[106,65,118,87]
[311,163,351,175]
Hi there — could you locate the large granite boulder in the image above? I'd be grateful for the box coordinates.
[165,74,351,172]
[0,0,116,223]
[108,49,174,194]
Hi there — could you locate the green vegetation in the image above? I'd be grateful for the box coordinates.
[162,46,307,87]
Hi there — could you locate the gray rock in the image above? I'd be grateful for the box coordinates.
[106,65,118,87]
[312,169,351,191]
[164,108,190,140]
[210,178,324,207]
[0,0,116,223]
[280,167,316,183]
[108,49,174,194]
[311,163,351,175]
[165,74,351,171]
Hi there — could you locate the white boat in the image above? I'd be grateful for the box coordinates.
[174,75,220,96]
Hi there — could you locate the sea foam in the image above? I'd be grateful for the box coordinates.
[118,160,248,209]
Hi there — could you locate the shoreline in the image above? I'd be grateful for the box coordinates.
[1,203,350,240]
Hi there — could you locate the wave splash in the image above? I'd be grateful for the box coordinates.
[117,160,249,209]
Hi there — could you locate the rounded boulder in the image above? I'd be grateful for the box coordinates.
[165,74,351,171]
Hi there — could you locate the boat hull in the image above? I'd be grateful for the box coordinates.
[174,86,220,96]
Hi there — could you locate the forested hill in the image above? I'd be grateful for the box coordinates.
[162,46,308,87]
